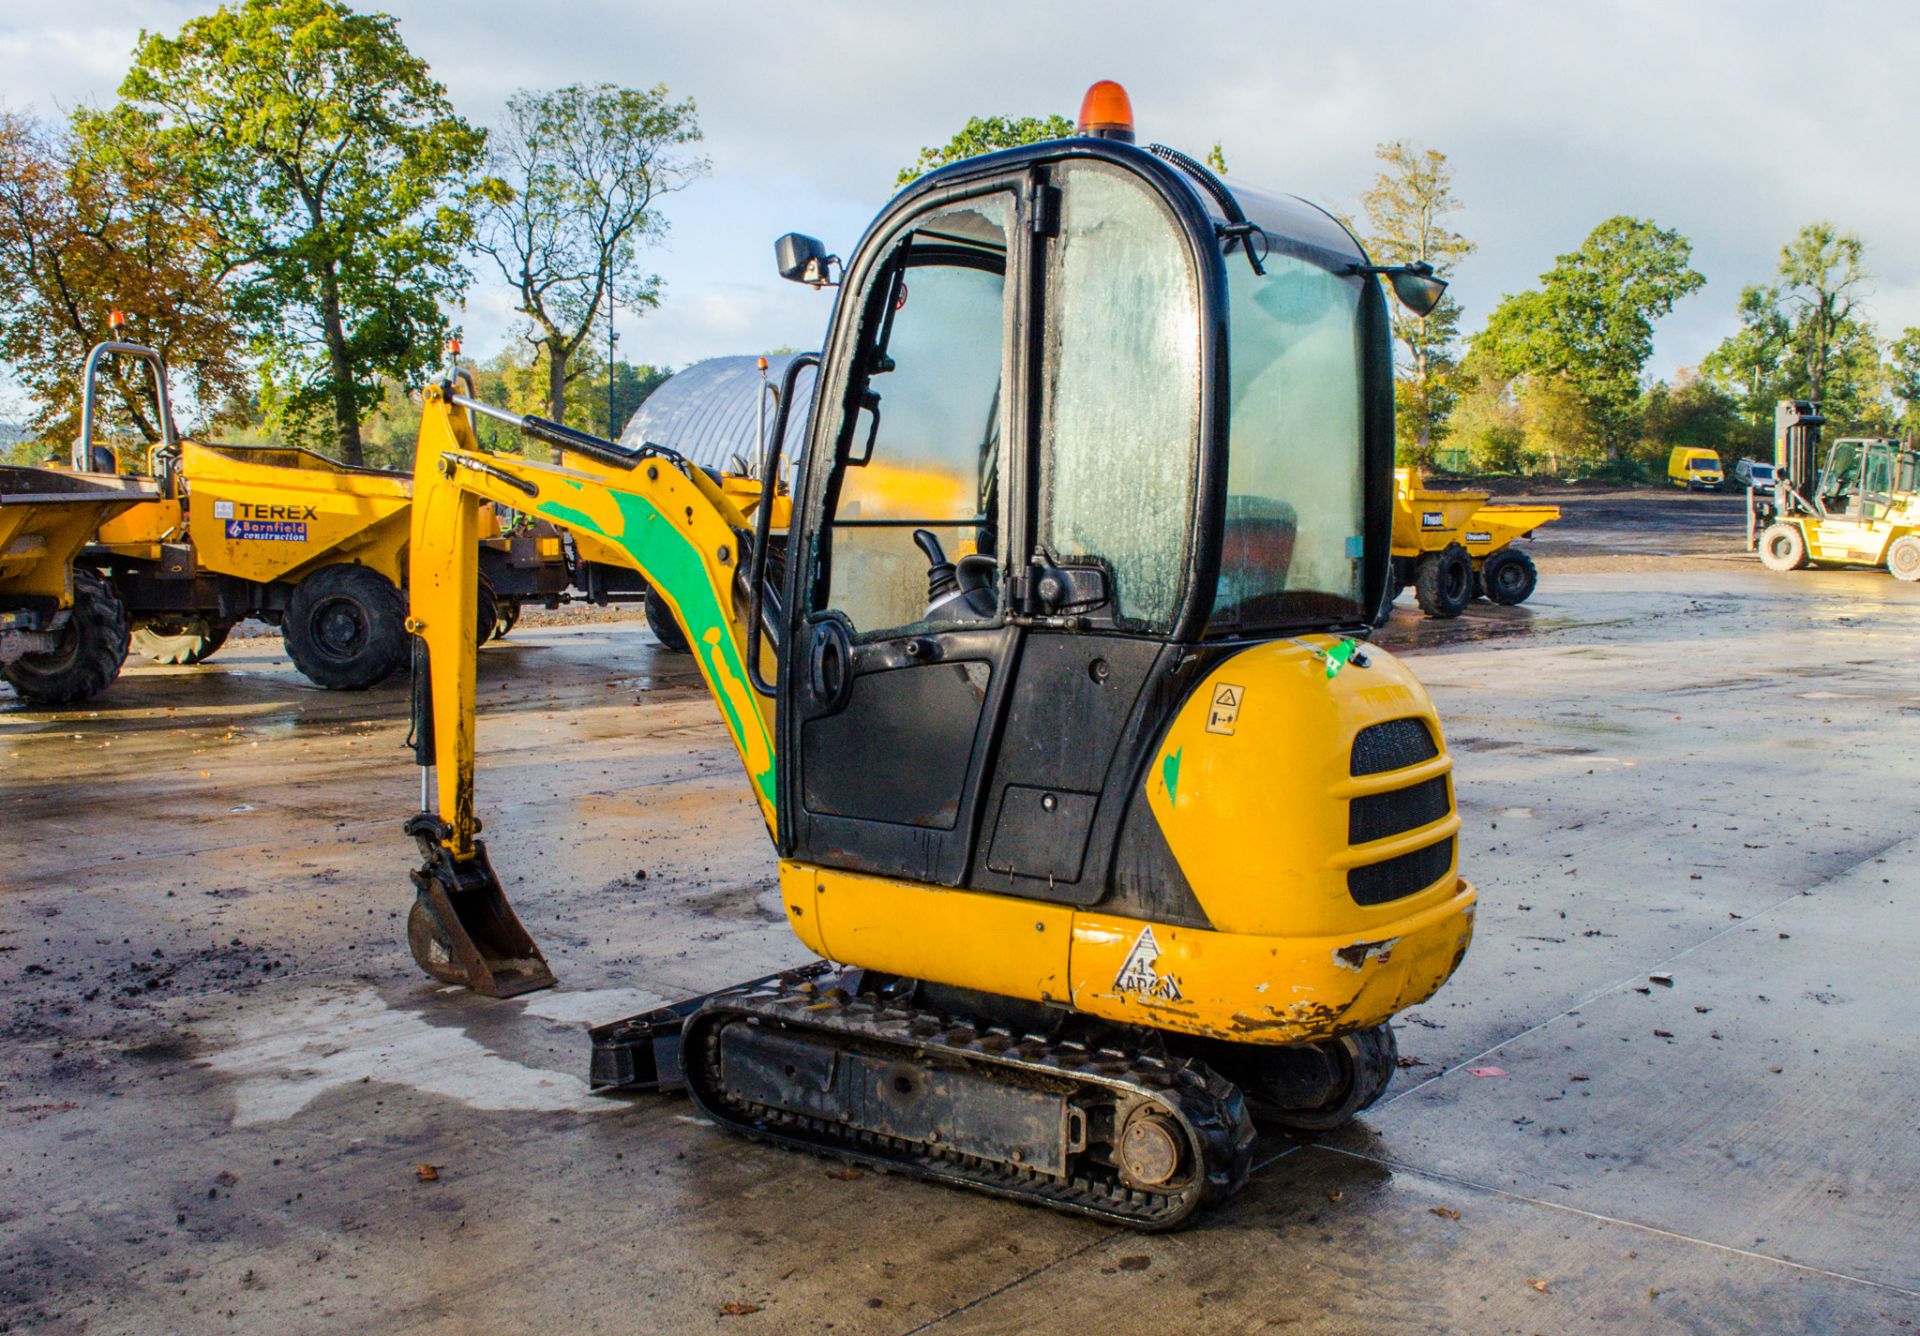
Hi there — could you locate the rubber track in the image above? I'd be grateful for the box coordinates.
[682,976,1255,1230]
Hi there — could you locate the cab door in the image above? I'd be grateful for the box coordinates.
[778,182,1028,886]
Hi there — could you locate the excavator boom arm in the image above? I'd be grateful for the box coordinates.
[402,385,778,995]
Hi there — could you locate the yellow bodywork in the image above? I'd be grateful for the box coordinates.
[0,467,159,606]
[408,387,780,856]
[90,441,414,586]
[783,637,1474,1044]
[410,391,1473,1047]
[1392,468,1558,565]
[1796,507,1920,568]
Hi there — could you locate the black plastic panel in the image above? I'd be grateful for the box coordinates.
[1105,786,1212,929]
[800,659,991,829]
[985,786,1099,883]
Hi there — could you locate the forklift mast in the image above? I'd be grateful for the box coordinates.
[1774,399,1825,500]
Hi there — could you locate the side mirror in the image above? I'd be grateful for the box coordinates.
[775,233,837,288]
[1386,262,1448,318]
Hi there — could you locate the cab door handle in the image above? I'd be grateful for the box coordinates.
[807,620,853,714]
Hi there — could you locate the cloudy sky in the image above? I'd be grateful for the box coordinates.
[6,0,1919,387]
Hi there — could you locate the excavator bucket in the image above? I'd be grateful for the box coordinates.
[404,818,555,997]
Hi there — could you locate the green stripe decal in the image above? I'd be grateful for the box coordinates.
[535,492,776,806]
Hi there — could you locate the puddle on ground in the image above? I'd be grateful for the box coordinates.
[200,984,612,1125]
[517,986,666,1025]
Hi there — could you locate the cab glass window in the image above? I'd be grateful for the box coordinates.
[816,196,1011,640]
[1209,248,1368,631]
[1038,164,1200,631]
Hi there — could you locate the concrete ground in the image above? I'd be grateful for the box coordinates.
[4,487,1918,1334]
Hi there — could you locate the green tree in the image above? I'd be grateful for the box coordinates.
[114,0,484,464]
[1887,328,1920,437]
[0,108,246,450]
[1700,283,1793,432]
[1474,216,1705,457]
[1778,221,1869,405]
[473,84,705,432]
[897,115,1073,187]
[1703,224,1885,433]
[1360,141,1475,465]
[1639,370,1747,462]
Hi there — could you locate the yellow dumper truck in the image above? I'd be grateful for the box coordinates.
[1391,469,1560,617]
[1,462,158,703]
[72,341,566,689]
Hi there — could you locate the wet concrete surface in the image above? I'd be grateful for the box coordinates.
[4,493,1919,1333]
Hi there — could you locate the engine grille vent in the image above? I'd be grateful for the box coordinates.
[1350,717,1437,777]
[1349,775,1450,846]
[1349,837,1455,907]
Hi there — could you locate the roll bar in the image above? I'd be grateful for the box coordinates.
[76,341,179,471]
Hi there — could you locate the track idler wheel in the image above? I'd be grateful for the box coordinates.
[1217,1024,1399,1133]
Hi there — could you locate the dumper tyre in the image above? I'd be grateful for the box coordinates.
[1242,1025,1399,1133]
[1758,522,1809,572]
[2,569,131,705]
[1414,543,1473,618]
[475,580,499,648]
[1480,548,1538,605]
[282,564,408,690]
[644,587,691,654]
[131,616,233,665]
[493,596,522,638]
[1887,535,1920,582]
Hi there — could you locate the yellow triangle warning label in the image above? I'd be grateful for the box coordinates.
[1206,683,1244,736]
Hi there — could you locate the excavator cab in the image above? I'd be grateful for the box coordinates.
[775,139,1403,896]
[401,86,1476,1227]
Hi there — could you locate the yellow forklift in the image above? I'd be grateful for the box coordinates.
[1749,400,1920,580]
[73,337,568,687]
[400,84,1475,1228]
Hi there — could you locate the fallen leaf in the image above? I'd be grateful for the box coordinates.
[415,1164,440,1182]
[1429,1207,1461,1220]
[1467,1066,1508,1078]
[1653,1029,1674,1038]
[1568,1074,1589,1082]
[824,1169,863,1181]
[1326,1189,1343,1203]
[1116,1256,1151,1272]
[718,1301,763,1317]
[1528,1279,1550,1293]
[1649,973,1673,987]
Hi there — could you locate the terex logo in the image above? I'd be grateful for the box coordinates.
[237,502,319,521]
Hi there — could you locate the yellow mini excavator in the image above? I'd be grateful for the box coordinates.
[401,83,1476,1228]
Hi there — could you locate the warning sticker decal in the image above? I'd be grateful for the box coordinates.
[1206,683,1244,736]
[225,519,308,542]
[213,499,235,519]
[1113,926,1183,1001]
